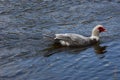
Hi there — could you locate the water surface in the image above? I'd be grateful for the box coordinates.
[0,0,120,80]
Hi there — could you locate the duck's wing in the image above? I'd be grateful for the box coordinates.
[54,34,72,46]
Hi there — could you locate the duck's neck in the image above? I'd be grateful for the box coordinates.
[90,29,99,41]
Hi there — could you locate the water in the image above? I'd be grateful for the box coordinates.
[0,0,120,80]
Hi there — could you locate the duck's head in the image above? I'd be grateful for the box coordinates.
[91,25,106,41]
[94,25,106,33]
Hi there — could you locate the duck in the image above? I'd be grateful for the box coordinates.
[54,25,106,47]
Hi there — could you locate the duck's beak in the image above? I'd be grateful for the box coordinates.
[103,28,106,32]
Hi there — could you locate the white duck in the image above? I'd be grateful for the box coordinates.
[54,25,106,47]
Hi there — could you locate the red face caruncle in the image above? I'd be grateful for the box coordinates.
[98,27,106,32]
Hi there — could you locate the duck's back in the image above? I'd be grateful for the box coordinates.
[54,33,92,46]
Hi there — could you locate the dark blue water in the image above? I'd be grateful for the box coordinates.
[0,0,120,80]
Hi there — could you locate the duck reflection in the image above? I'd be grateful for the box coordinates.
[93,42,107,58]
[42,42,107,57]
